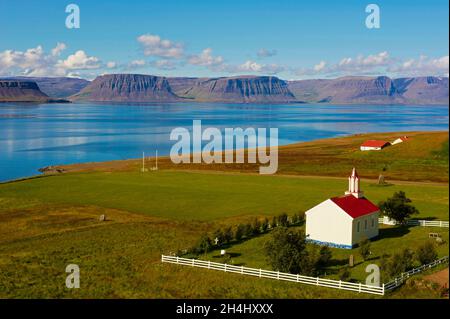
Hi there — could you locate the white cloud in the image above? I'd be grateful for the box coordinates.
[389,55,449,77]
[236,60,263,72]
[106,61,117,69]
[234,61,284,74]
[295,51,393,77]
[313,61,326,72]
[257,48,277,58]
[51,42,67,56]
[187,48,224,67]
[336,51,391,71]
[56,50,101,70]
[137,34,184,58]
[152,59,177,70]
[130,59,146,66]
[0,44,102,77]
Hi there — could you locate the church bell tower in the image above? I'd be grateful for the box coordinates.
[345,168,364,198]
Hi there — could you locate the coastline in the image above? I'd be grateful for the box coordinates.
[2,130,447,184]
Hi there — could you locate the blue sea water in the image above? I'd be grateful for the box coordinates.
[0,102,448,182]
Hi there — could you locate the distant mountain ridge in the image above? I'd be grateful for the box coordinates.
[70,74,180,102]
[0,76,89,98]
[287,76,448,105]
[0,81,53,102]
[168,75,296,103]
[1,74,448,104]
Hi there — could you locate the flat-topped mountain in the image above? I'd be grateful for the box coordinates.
[70,74,180,102]
[393,76,449,105]
[168,75,296,103]
[0,81,52,102]
[1,76,90,98]
[288,75,448,105]
[4,73,446,104]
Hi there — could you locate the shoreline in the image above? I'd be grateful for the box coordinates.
[2,130,448,185]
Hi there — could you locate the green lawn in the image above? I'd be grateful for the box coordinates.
[202,224,449,283]
[0,170,448,298]
[0,171,448,221]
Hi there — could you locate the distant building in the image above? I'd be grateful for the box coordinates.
[305,168,380,249]
[360,140,391,151]
[392,136,410,145]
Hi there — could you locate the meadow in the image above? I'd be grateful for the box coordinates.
[0,131,448,298]
[56,131,449,183]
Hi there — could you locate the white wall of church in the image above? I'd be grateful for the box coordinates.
[305,199,354,247]
[351,212,379,245]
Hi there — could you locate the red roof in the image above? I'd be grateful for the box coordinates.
[330,195,379,218]
[360,140,390,148]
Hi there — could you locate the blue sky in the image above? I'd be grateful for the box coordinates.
[0,0,448,79]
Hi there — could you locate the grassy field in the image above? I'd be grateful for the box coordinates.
[0,169,448,298]
[0,131,448,298]
[201,224,449,283]
[0,171,448,221]
[55,131,449,183]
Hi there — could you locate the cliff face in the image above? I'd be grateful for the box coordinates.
[288,76,404,104]
[170,76,296,103]
[393,76,449,104]
[6,73,445,104]
[288,76,448,105]
[0,81,50,102]
[70,74,181,102]
[1,77,90,98]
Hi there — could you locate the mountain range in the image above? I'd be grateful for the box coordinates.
[0,74,448,104]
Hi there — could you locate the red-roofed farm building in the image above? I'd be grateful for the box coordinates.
[360,140,391,151]
[305,168,379,249]
[392,135,410,145]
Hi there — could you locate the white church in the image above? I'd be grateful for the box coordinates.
[305,168,379,249]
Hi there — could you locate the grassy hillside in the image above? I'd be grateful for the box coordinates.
[0,170,448,298]
[54,131,449,183]
[0,131,447,298]
[0,171,448,221]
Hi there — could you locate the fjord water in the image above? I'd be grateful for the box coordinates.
[0,102,448,182]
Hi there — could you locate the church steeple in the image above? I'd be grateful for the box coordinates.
[345,168,364,198]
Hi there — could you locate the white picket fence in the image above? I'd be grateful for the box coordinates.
[162,254,449,295]
[384,256,449,291]
[378,217,449,228]
[161,255,385,295]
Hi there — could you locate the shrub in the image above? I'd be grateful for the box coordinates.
[416,241,438,265]
[213,229,224,246]
[264,227,308,274]
[358,237,371,261]
[386,248,415,278]
[234,224,245,241]
[298,212,306,224]
[291,213,299,225]
[378,191,419,224]
[277,213,289,227]
[339,266,351,281]
[252,218,261,235]
[195,234,212,254]
[271,216,278,228]
[243,223,253,238]
[223,226,233,244]
[318,246,332,267]
[261,218,269,233]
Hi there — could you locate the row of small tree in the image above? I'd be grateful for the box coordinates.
[188,212,305,255]
[264,227,332,277]
[380,241,438,281]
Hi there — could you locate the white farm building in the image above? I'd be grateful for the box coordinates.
[360,140,391,151]
[305,168,379,249]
